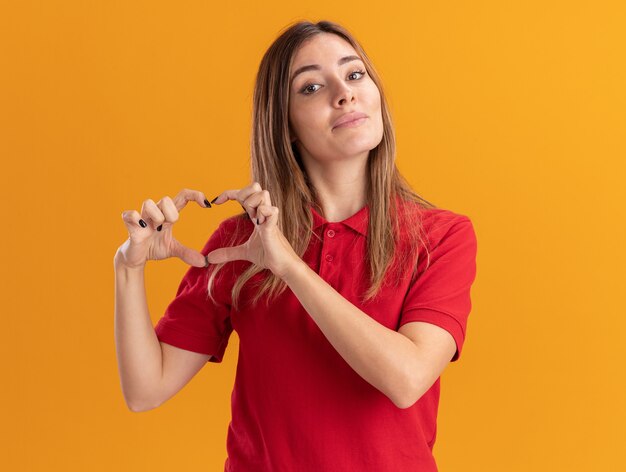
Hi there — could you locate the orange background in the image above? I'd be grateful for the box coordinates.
[1,1,625,470]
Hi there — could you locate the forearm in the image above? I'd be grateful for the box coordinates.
[114,253,163,411]
[282,260,419,408]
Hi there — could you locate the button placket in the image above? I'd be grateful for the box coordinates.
[318,224,341,288]
[322,226,338,265]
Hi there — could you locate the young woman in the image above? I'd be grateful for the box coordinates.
[115,20,478,472]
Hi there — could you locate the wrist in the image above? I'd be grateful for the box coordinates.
[114,250,146,274]
[280,257,308,284]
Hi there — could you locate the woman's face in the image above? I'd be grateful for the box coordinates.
[288,33,384,164]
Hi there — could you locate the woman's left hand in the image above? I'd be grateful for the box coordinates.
[205,181,303,279]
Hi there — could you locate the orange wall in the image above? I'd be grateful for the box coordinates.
[1,1,624,470]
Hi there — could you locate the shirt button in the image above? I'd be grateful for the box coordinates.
[327,229,335,238]
[325,254,334,262]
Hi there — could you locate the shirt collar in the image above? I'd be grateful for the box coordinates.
[310,203,369,237]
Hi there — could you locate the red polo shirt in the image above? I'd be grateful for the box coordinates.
[154,199,477,471]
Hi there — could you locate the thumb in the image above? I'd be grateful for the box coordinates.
[206,244,247,265]
[170,240,207,268]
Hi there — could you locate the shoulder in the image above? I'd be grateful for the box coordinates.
[398,199,475,250]
[421,208,476,255]
[217,213,252,231]
[198,215,254,259]
[420,207,473,232]
[213,214,254,242]
[201,215,255,286]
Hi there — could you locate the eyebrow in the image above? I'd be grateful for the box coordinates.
[290,55,363,85]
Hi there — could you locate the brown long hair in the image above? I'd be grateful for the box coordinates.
[207,20,436,311]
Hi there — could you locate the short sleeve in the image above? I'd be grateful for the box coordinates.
[399,214,478,362]
[154,220,234,363]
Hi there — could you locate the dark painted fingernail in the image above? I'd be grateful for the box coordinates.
[256,218,260,225]
[139,219,147,228]
[157,224,163,231]
[210,196,219,204]
[204,198,212,208]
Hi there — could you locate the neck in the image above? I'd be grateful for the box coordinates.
[303,153,368,222]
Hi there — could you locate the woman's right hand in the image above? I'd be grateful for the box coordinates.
[115,189,214,270]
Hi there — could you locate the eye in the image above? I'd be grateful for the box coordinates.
[301,84,321,95]
[348,70,366,81]
[299,69,368,95]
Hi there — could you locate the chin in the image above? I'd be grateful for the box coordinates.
[342,137,382,155]
[337,146,377,159]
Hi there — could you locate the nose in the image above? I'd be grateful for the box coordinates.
[334,80,355,107]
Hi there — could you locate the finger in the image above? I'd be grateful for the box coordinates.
[257,190,272,224]
[205,244,248,265]
[243,189,270,221]
[213,182,263,216]
[256,205,279,229]
[171,188,213,213]
[121,210,150,235]
[155,196,179,231]
[140,199,164,231]
[169,239,208,268]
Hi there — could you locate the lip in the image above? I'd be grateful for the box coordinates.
[332,112,368,129]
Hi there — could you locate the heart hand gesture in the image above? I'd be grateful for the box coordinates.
[206,182,302,280]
